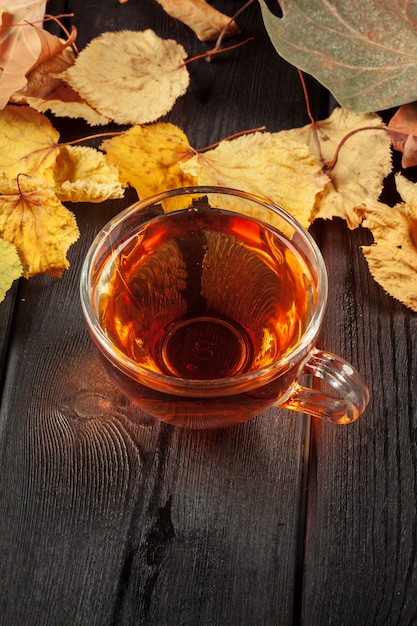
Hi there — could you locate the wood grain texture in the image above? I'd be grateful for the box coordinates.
[0,2,329,625]
[304,220,417,624]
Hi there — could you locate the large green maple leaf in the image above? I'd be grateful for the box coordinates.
[259,0,417,112]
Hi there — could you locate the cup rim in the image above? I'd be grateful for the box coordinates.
[80,186,328,395]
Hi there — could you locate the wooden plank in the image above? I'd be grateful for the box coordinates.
[0,2,330,624]
[302,219,417,623]
[0,205,303,626]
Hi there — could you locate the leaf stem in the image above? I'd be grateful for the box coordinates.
[181,37,254,67]
[62,131,124,147]
[297,68,325,164]
[325,125,389,172]
[208,0,256,60]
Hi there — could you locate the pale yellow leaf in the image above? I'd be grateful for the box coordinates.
[156,0,240,41]
[0,237,22,302]
[180,131,328,228]
[280,108,392,228]
[361,173,417,311]
[54,145,125,203]
[60,30,190,125]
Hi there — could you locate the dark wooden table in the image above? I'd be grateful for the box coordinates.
[1,1,417,624]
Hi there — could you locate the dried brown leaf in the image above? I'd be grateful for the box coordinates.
[11,47,111,126]
[387,103,417,168]
[156,0,240,41]
[0,4,43,108]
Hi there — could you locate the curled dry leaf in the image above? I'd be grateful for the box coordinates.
[0,105,59,184]
[361,174,417,312]
[60,30,190,125]
[54,145,125,203]
[11,47,111,126]
[31,22,77,71]
[179,131,328,228]
[281,108,393,228]
[155,0,240,42]
[0,177,79,277]
[387,102,417,168]
[101,122,196,205]
[0,238,22,302]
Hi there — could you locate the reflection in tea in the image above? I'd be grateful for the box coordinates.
[95,207,316,384]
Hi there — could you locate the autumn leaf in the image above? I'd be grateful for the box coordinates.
[155,0,240,42]
[31,22,76,71]
[361,174,417,312]
[53,145,125,203]
[259,0,417,113]
[280,108,392,229]
[0,105,60,185]
[179,131,328,228]
[11,47,110,126]
[60,30,190,125]
[0,1,45,108]
[0,177,79,277]
[101,122,196,203]
[387,103,417,169]
[0,237,22,302]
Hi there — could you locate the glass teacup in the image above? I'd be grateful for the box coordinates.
[80,186,369,428]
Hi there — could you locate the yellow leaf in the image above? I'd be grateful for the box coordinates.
[0,237,22,302]
[11,47,111,126]
[180,131,328,228]
[0,177,79,277]
[60,30,190,125]
[281,108,392,229]
[101,122,196,203]
[361,174,417,312]
[155,0,240,42]
[0,105,59,184]
[54,145,125,203]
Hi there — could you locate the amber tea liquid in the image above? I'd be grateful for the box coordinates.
[94,206,317,426]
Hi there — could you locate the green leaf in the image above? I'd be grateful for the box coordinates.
[259,0,417,113]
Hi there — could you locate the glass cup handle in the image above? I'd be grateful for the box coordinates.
[282,348,370,424]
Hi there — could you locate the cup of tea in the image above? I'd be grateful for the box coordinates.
[80,186,369,428]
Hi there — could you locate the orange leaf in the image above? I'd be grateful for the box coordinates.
[387,103,417,168]
[33,24,77,70]
[0,2,46,108]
